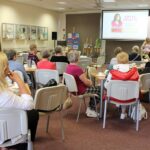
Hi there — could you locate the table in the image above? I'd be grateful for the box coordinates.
[91,72,106,118]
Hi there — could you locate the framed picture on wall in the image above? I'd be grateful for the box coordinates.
[30,26,37,40]
[2,23,15,39]
[38,27,48,40]
[15,24,27,40]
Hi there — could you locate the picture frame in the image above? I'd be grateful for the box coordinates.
[15,24,27,40]
[38,27,48,40]
[30,26,37,40]
[2,23,14,39]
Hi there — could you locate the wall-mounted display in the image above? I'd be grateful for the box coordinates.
[38,27,48,40]
[30,26,37,40]
[15,25,27,40]
[2,23,14,39]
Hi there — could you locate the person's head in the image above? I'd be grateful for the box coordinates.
[67,50,80,63]
[42,50,50,59]
[55,46,63,55]
[132,45,140,54]
[114,47,123,56]
[5,49,17,61]
[29,44,37,55]
[117,52,129,64]
[0,52,9,90]
[114,14,121,22]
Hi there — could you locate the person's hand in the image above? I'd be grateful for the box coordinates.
[7,71,22,83]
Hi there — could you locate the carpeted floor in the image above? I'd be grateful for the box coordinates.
[33,99,150,150]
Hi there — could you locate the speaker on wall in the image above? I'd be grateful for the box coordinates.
[52,32,57,40]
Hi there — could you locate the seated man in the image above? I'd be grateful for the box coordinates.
[66,50,101,118]
[5,49,32,85]
[37,50,56,70]
[51,46,69,64]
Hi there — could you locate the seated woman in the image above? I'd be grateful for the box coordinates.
[37,50,56,70]
[51,46,69,64]
[0,52,39,143]
[109,47,123,67]
[105,52,139,119]
[66,50,101,118]
[28,44,39,65]
[129,45,141,61]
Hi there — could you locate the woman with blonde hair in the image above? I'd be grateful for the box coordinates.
[129,45,141,61]
[105,52,139,119]
[0,52,39,147]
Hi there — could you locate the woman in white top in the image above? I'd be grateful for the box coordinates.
[0,52,39,145]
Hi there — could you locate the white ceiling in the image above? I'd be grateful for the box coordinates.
[8,0,150,13]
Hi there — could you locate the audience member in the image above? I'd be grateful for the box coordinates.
[141,38,150,60]
[51,46,69,63]
[129,45,141,61]
[28,44,39,64]
[0,52,39,143]
[5,49,32,85]
[105,52,139,119]
[37,50,56,70]
[109,46,123,66]
[66,50,101,118]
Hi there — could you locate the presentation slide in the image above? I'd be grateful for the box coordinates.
[102,10,149,40]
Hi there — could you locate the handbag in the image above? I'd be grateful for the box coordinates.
[130,103,148,121]
[37,79,57,88]
[63,95,72,110]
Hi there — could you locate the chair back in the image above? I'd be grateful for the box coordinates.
[107,80,139,103]
[97,56,105,66]
[78,57,92,70]
[14,70,24,81]
[34,84,66,111]
[56,62,68,75]
[21,53,29,64]
[35,69,59,85]
[140,73,150,90]
[0,109,27,144]
[63,73,78,93]
[16,56,24,64]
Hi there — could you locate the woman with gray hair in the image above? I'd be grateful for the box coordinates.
[66,50,101,118]
[37,50,56,70]
[129,45,141,61]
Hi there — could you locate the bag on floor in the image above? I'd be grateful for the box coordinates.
[130,103,148,121]
[63,95,72,110]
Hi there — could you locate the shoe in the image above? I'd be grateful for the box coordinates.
[86,107,98,118]
[120,113,127,120]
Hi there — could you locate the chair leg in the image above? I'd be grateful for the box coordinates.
[76,99,82,122]
[103,100,108,129]
[46,114,50,133]
[27,130,33,150]
[136,101,139,131]
[94,96,99,120]
[60,111,65,140]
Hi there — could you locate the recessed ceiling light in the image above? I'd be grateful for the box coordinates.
[103,0,116,2]
[138,4,149,7]
[57,1,67,5]
[58,7,65,10]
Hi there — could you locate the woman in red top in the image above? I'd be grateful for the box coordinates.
[37,50,56,70]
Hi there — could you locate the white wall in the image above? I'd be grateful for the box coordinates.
[0,0,60,51]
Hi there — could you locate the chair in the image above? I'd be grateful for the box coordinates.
[140,73,150,102]
[78,57,92,70]
[34,84,66,140]
[97,56,105,67]
[0,109,33,150]
[103,80,140,131]
[63,72,98,122]
[56,62,68,76]
[35,69,59,89]
[14,70,24,81]
[16,56,24,64]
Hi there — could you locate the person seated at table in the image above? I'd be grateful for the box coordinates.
[66,50,101,118]
[37,50,56,70]
[5,49,32,85]
[109,46,123,67]
[28,44,39,65]
[51,46,69,64]
[0,52,39,144]
[129,45,141,61]
[105,52,139,119]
